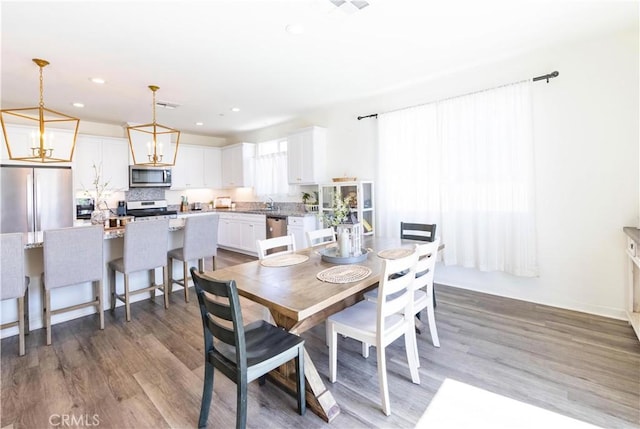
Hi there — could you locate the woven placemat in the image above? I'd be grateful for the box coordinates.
[260,253,309,267]
[316,265,372,284]
[377,248,414,260]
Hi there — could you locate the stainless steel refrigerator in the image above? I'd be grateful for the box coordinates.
[1,165,73,234]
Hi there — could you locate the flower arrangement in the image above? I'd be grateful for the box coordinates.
[84,162,111,210]
[322,192,354,227]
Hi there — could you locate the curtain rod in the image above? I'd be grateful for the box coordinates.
[357,70,559,120]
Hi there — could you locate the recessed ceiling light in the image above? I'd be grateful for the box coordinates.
[231,107,240,112]
[72,102,84,108]
[195,122,204,126]
[90,77,105,84]
[285,24,304,35]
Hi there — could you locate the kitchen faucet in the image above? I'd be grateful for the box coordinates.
[265,197,275,210]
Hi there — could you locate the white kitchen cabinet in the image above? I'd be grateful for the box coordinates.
[287,126,327,185]
[287,215,318,249]
[221,143,255,188]
[203,147,222,188]
[319,180,375,235]
[172,144,222,189]
[73,135,129,192]
[218,213,266,255]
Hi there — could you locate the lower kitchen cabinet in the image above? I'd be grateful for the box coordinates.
[287,215,318,249]
[218,213,266,255]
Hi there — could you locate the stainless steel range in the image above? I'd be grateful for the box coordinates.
[125,200,177,220]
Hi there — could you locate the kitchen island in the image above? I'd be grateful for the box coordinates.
[0,217,197,339]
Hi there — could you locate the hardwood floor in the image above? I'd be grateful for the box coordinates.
[2,249,639,428]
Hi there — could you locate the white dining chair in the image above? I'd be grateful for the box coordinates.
[306,227,336,248]
[327,251,420,416]
[256,234,296,260]
[365,239,441,350]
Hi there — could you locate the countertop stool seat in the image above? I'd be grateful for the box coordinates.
[1,233,30,356]
[109,219,170,322]
[42,226,104,346]
[167,214,219,303]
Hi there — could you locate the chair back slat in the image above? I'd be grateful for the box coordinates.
[256,234,296,260]
[191,268,247,366]
[400,222,437,242]
[183,214,219,261]
[306,227,336,247]
[378,252,417,320]
[413,239,440,291]
[0,233,26,300]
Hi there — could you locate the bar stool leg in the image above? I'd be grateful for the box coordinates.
[24,283,30,334]
[109,267,116,312]
[183,261,189,303]
[149,270,156,300]
[162,266,169,309]
[95,280,104,330]
[167,257,174,295]
[124,274,131,322]
[17,296,25,356]
[45,289,52,346]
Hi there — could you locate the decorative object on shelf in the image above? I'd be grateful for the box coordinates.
[322,192,354,227]
[1,58,80,163]
[302,191,319,212]
[127,85,180,166]
[332,176,357,182]
[85,162,112,225]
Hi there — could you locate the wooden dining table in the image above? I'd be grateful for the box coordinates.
[203,236,443,423]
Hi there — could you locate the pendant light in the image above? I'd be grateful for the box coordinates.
[0,58,80,163]
[127,85,180,166]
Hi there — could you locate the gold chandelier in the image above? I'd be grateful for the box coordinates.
[0,58,80,163]
[127,85,180,166]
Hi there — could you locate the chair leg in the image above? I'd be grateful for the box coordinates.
[24,281,30,334]
[377,345,391,416]
[162,265,169,309]
[149,270,156,300]
[167,256,174,295]
[296,347,306,415]
[211,255,215,271]
[329,322,338,383]
[109,267,116,312]
[426,301,440,347]
[198,361,214,429]
[404,326,421,384]
[17,296,25,356]
[362,342,370,358]
[433,286,437,308]
[96,280,104,330]
[183,261,189,303]
[124,274,131,322]
[45,289,52,346]
[236,377,248,429]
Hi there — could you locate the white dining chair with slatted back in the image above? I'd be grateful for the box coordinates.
[1,233,30,355]
[400,222,438,307]
[365,239,441,351]
[42,226,104,345]
[306,227,336,248]
[327,250,420,416]
[167,214,219,303]
[256,234,296,260]
[108,219,170,322]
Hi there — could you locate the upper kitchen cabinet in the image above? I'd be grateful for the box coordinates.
[221,142,255,188]
[73,135,129,192]
[172,144,222,190]
[287,126,327,185]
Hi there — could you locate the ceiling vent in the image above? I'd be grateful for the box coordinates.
[155,100,180,110]
[329,0,370,13]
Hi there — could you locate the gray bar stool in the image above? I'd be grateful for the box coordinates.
[42,226,104,346]
[109,219,169,321]
[1,233,30,356]
[167,214,219,303]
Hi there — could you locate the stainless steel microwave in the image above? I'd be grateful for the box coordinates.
[129,165,172,188]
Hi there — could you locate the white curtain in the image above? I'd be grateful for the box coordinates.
[254,151,290,197]
[378,80,538,276]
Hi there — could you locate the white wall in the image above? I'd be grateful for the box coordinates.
[233,28,639,320]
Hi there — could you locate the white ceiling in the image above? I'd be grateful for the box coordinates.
[1,0,637,138]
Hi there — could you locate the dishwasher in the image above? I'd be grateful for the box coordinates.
[266,215,288,254]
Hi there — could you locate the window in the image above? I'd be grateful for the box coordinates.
[254,138,292,197]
